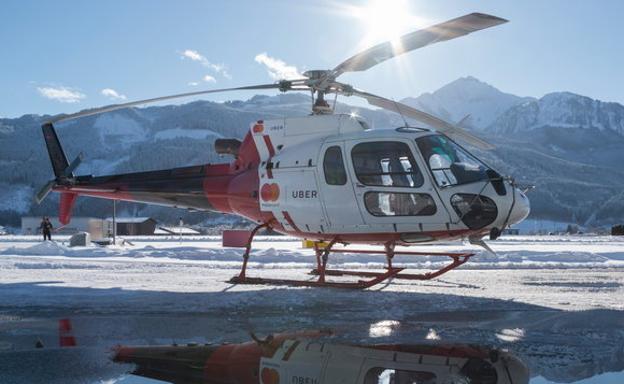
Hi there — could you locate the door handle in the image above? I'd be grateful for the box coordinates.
[356,183,365,188]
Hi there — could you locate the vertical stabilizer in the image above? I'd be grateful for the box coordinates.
[42,122,70,178]
[59,193,77,225]
[58,318,77,347]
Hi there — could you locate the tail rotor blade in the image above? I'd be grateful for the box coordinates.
[35,180,56,204]
[64,152,84,177]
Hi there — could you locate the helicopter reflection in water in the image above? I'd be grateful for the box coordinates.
[113,329,529,384]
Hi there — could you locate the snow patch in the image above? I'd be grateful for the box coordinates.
[496,328,525,342]
[94,114,147,146]
[154,128,221,140]
[425,329,441,340]
[368,320,400,338]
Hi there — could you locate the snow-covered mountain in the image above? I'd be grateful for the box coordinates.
[486,92,624,172]
[402,76,533,129]
[488,91,624,136]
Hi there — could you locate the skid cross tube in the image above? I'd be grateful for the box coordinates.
[229,222,271,282]
[313,237,339,283]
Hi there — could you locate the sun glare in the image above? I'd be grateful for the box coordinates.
[348,0,428,47]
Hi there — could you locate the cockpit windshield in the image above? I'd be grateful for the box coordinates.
[416,135,490,187]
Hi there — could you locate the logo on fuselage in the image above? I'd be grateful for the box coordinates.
[261,367,280,384]
[261,183,280,202]
[253,121,264,133]
[269,124,284,131]
[290,376,318,384]
[291,190,318,199]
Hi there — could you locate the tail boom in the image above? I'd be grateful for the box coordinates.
[54,163,263,220]
[41,123,265,225]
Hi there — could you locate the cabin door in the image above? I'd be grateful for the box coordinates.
[318,141,365,231]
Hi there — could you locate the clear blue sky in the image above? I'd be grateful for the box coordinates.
[2,0,623,118]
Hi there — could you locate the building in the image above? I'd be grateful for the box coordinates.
[105,217,157,236]
[502,228,520,235]
[21,217,106,238]
[154,226,201,236]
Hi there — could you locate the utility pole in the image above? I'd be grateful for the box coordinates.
[112,199,117,245]
[179,216,183,244]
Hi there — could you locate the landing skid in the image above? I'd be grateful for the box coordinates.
[227,223,474,289]
[230,267,404,289]
[311,251,473,281]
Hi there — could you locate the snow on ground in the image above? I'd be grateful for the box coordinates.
[2,234,623,270]
[0,236,624,311]
[0,235,623,383]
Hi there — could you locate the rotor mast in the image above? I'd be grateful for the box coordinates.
[302,70,336,115]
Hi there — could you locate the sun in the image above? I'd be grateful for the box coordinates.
[347,0,428,47]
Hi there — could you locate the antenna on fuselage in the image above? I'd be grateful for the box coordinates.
[392,98,409,128]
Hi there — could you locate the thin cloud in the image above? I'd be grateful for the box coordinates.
[203,75,216,83]
[187,81,200,86]
[254,53,301,80]
[101,88,127,101]
[37,86,86,103]
[181,49,204,62]
[181,49,231,79]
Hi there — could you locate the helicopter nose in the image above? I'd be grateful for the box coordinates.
[508,188,530,225]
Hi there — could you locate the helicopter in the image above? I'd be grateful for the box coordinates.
[113,329,529,384]
[36,12,530,288]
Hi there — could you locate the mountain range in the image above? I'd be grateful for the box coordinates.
[1,77,623,228]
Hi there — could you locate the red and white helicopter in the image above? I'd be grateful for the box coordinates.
[114,329,529,384]
[37,13,530,288]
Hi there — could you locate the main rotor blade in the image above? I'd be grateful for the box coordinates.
[333,13,507,76]
[349,88,494,150]
[49,83,286,124]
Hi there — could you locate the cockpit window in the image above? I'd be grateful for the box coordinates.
[323,146,347,185]
[364,367,436,384]
[351,142,424,188]
[416,135,489,187]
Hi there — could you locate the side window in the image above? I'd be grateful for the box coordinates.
[364,367,437,384]
[351,142,423,187]
[364,192,437,216]
[323,146,347,185]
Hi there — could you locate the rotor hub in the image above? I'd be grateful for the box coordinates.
[302,70,334,81]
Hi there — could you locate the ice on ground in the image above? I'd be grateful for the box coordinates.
[0,235,623,383]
